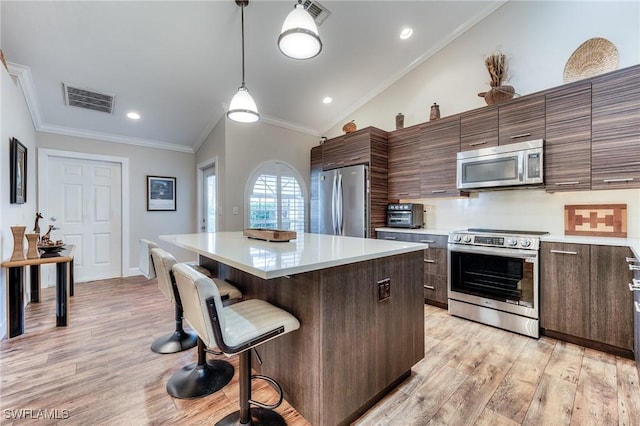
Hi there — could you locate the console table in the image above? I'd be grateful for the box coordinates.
[2,245,75,338]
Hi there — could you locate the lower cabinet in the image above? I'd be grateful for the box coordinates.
[541,242,634,355]
[377,231,448,308]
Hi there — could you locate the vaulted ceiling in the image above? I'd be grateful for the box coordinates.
[1,1,504,152]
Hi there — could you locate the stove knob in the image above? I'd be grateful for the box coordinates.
[451,234,462,242]
[520,238,532,248]
[506,237,518,246]
[463,235,473,243]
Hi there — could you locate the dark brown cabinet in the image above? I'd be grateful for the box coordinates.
[540,241,634,355]
[544,82,592,191]
[498,94,546,145]
[591,65,640,190]
[311,127,388,237]
[376,230,448,308]
[420,116,462,197]
[540,242,590,339]
[460,106,498,152]
[388,124,422,199]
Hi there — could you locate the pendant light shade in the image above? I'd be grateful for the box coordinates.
[227,0,259,123]
[227,85,259,123]
[278,1,322,60]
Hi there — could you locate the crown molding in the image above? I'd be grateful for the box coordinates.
[7,61,195,153]
[37,123,195,153]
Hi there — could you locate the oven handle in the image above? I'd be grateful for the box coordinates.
[448,243,538,259]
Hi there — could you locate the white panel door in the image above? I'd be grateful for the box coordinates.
[45,156,122,283]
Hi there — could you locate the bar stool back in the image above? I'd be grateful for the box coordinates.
[173,263,300,426]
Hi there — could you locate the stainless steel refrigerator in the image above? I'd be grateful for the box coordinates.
[318,164,369,238]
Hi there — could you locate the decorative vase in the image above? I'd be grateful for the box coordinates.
[10,225,26,261]
[26,233,40,259]
[342,120,357,134]
[430,103,440,121]
[395,113,404,130]
[481,85,515,105]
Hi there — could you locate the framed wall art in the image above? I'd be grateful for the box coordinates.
[10,137,27,204]
[147,175,176,211]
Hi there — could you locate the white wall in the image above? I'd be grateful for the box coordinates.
[196,119,318,232]
[1,66,37,339]
[325,0,640,238]
[36,133,198,268]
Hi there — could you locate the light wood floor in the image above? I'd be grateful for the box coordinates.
[1,276,638,425]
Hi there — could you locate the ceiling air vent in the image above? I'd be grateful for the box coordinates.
[302,0,330,26]
[63,83,115,114]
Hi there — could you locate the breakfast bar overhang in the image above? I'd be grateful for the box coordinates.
[160,232,426,426]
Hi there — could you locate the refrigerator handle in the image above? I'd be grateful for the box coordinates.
[331,174,338,234]
[337,173,344,235]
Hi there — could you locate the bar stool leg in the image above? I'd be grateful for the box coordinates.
[151,303,197,354]
[166,338,234,399]
[215,350,286,426]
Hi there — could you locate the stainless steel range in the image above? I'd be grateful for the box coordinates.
[448,228,548,338]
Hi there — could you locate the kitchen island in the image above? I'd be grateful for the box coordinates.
[160,232,426,426]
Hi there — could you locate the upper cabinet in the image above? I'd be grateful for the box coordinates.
[420,116,462,197]
[322,129,374,171]
[544,82,592,191]
[498,94,546,145]
[388,124,422,199]
[591,65,640,190]
[321,135,346,170]
[460,106,498,152]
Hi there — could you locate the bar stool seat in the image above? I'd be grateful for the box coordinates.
[173,263,300,426]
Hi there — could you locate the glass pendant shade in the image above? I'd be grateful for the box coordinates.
[227,85,259,123]
[278,3,322,60]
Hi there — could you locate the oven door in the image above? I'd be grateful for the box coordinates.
[448,244,539,319]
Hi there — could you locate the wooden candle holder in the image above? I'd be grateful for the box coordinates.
[10,226,26,261]
[26,233,40,259]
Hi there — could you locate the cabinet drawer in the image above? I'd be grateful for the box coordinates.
[423,247,447,276]
[424,274,448,306]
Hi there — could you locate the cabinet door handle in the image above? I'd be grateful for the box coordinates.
[349,156,363,161]
[510,133,531,140]
[384,236,397,240]
[628,279,640,291]
[626,257,638,263]
[423,285,435,290]
[469,141,488,147]
[635,301,640,313]
[630,264,640,271]
[603,178,634,183]
[550,249,578,255]
[424,259,436,263]
[419,240,435,243]
[398,192,410,196]
[555,181,580,186]
[431,190,446,194]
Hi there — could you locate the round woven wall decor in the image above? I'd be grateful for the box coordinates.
[563,37,619,83]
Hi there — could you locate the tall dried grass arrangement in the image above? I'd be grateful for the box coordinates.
[485,52,508,87]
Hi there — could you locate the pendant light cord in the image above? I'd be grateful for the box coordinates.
[240,4,245,86]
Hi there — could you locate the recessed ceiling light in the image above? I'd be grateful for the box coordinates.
[400,28,413,40]
[322,96,333,104]
[127,112,140,120]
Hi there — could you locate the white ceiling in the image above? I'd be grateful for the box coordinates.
[1,0,504,152]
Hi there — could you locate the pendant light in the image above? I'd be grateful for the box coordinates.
[278,0,322,60]
[227,0,259,123]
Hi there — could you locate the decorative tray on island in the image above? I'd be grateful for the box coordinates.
[243,228,297,242]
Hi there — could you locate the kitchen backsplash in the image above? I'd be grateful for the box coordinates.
[403,188,640,238]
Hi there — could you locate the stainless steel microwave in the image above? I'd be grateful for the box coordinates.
[456,139,544,191]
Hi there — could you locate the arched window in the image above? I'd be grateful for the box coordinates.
[246,161,306,234]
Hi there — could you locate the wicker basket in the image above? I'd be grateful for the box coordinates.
[563,37,619,83]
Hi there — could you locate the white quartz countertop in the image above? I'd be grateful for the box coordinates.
[160,232,427,279]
